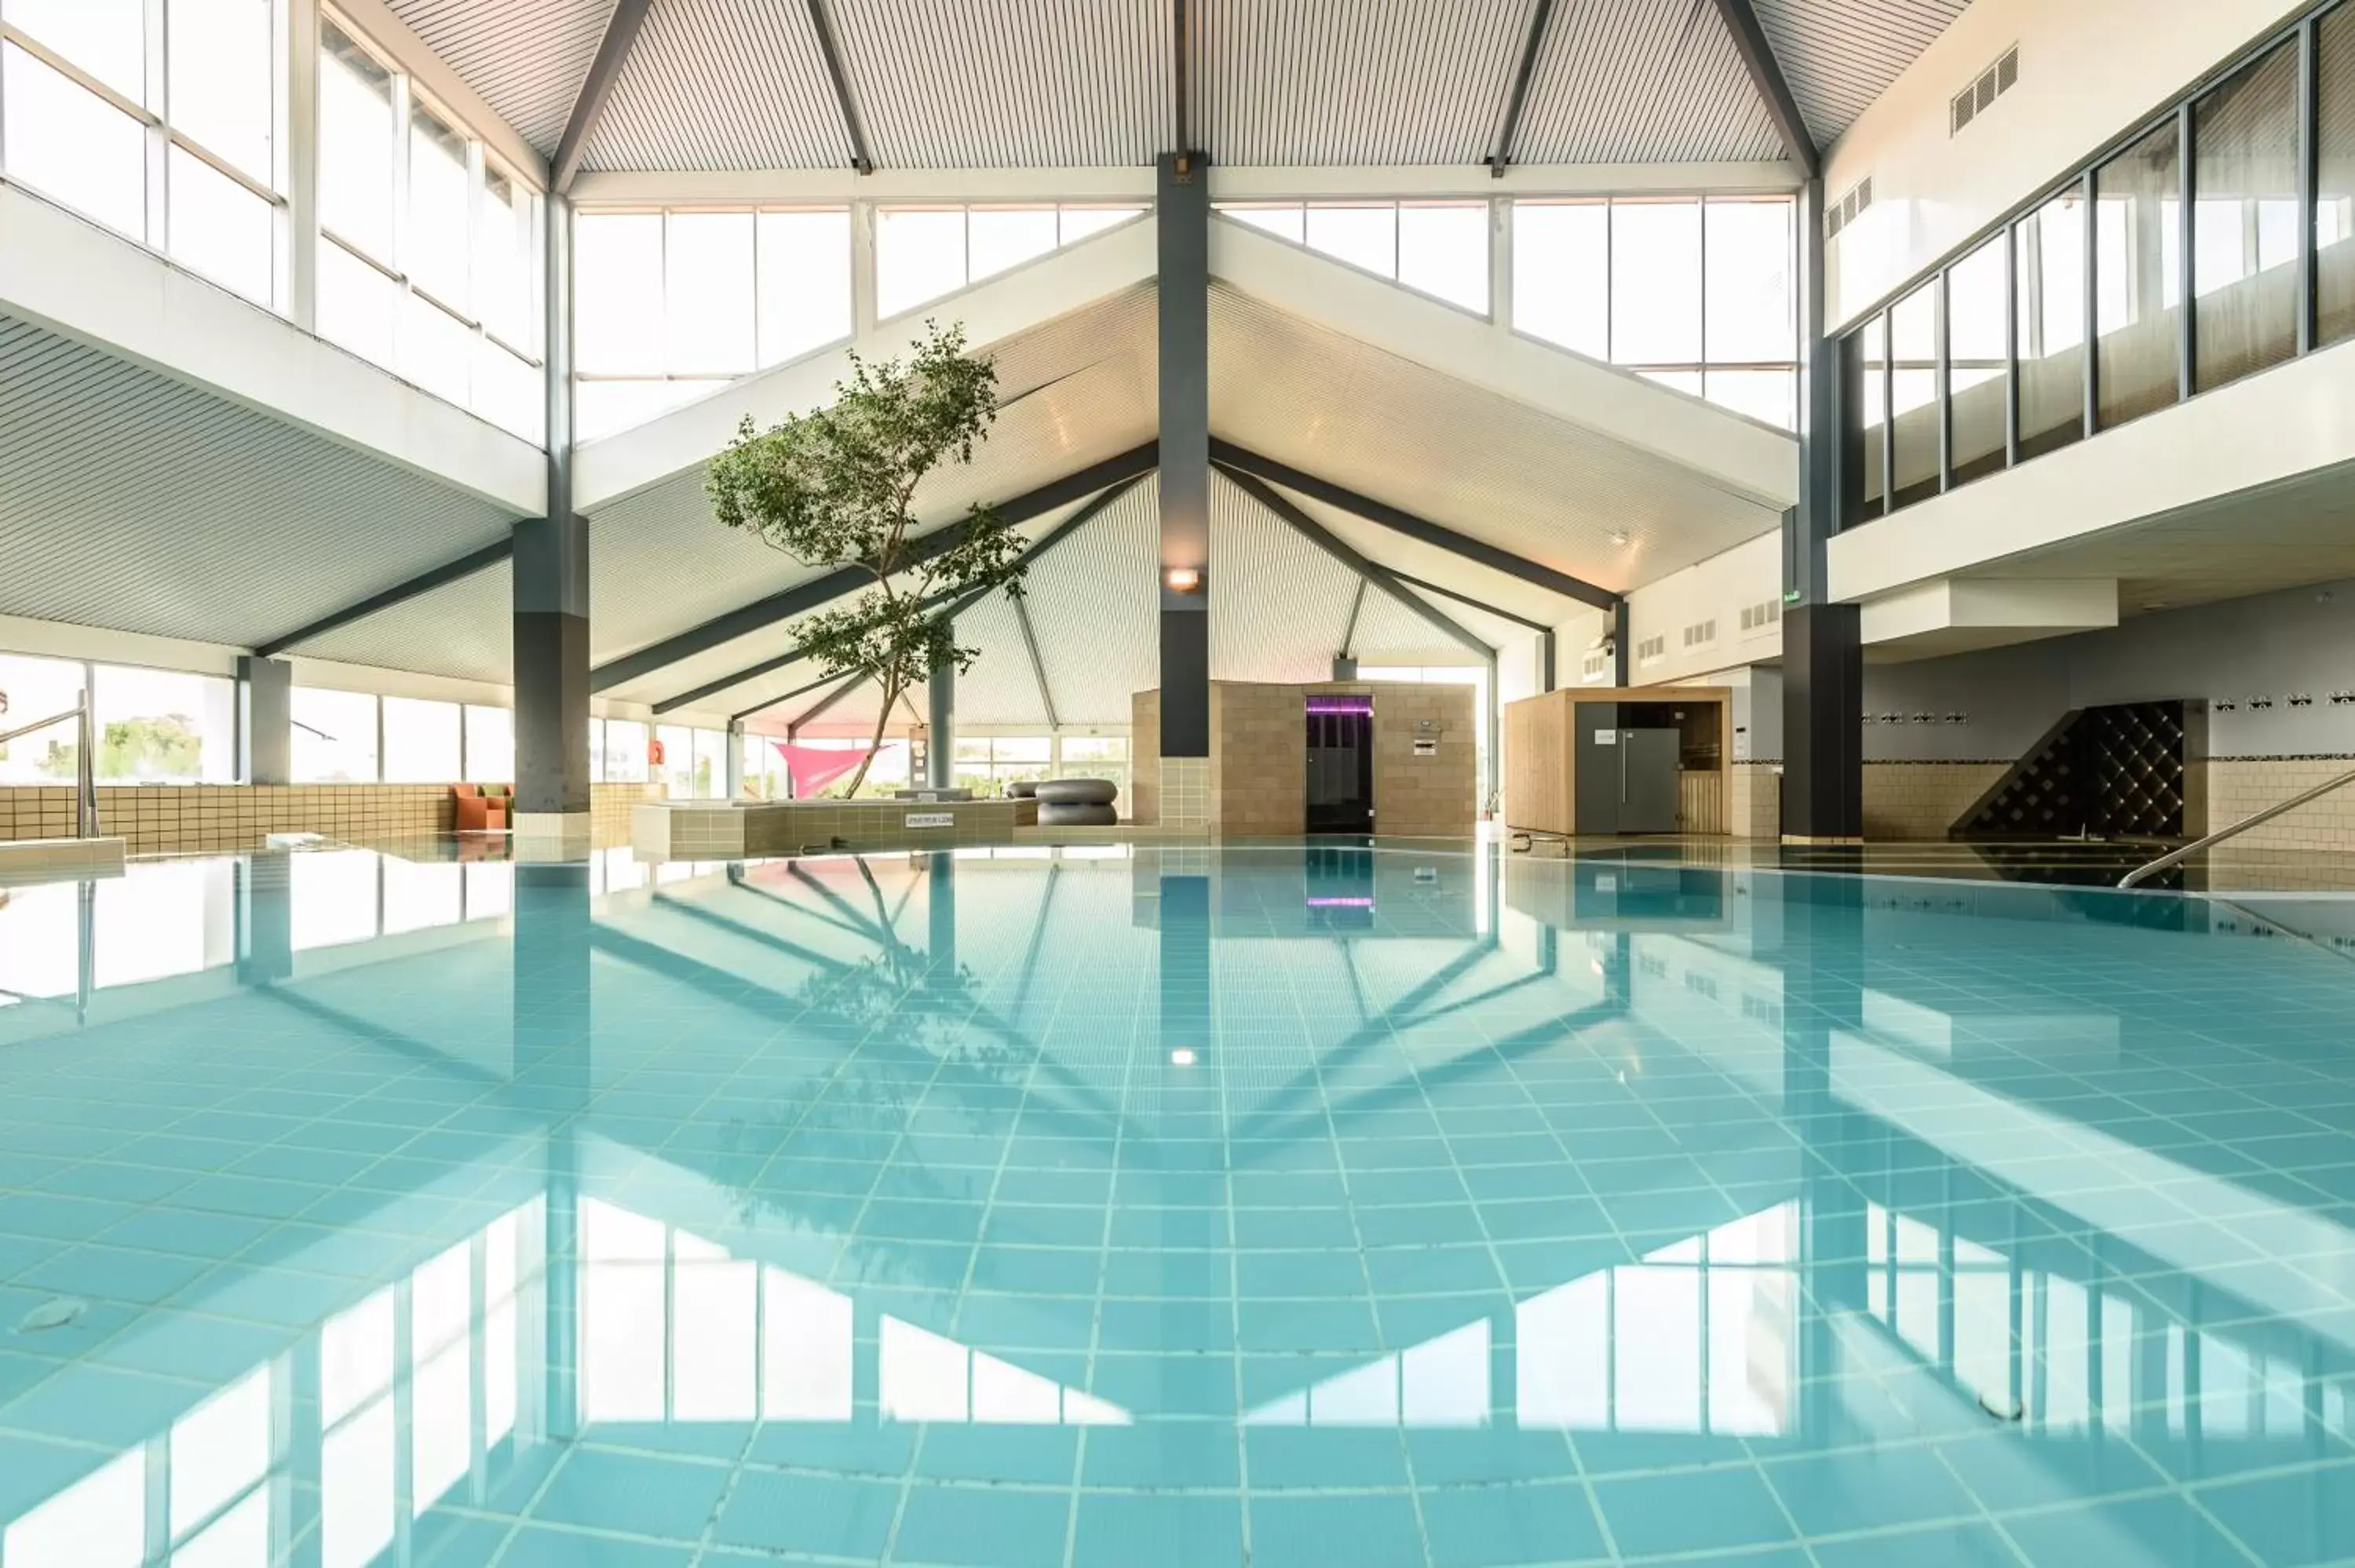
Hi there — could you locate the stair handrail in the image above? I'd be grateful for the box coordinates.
[2120,760,2355,888]
[0,689,97,840]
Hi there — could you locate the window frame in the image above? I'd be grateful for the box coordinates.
[0,0,289,308]
[1835,0,2350,528]
[314,5,545,431]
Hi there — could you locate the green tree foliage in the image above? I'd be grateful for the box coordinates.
[705,323,1023,798]
[31,714,203,781]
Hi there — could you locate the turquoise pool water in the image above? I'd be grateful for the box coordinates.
[0,842,2352,1566]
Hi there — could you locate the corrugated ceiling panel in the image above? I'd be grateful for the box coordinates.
[587,283,1157,667]
[0,315,521,651]
[296,557,517,685]
[1210,283,1782,596]
[832,0,1173,167]
[1208,470,1358,684]
[942,591,1044,727]
[1348,584,1490,666]
[1513,0,1784,163]
[1288,493,1591,627]
[1020,476,1159,725]
[384,0,615,154]
[1192,0,1539,165]
[1754,0,1972,146]
[579,0,850,173]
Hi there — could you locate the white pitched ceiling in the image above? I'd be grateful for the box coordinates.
[1754,0,1973,148]
[294,556,517,687]
[1209,468,1360,683]
[1189,0,1537,166]
[586,283,1158,672]
[0,314,523,651]
[1208,283,1784,598]
[385,0,616,155]
[396,0,1976,171]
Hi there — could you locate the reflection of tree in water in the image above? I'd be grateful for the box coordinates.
[713,947,1035,1289]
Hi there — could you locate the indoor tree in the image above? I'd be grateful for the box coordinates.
[705,323,1025,799]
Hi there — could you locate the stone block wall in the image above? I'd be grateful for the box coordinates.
[1861,761,2010,841]
[2203,757,2355,851]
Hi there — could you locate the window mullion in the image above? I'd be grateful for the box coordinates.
[144,0,170,250]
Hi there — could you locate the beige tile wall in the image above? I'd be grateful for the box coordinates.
[1203,681,1476,837]
[1729,763,1780,840]
[1130,690,1162,826]
[1209,683,1305,834]
[2203,757,2355,851]
[0,784,453,854]
[1862,762,2010,841]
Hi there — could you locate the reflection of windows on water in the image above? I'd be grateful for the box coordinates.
[1247,1202,1798,1435]
[1863,1198,2355,1442]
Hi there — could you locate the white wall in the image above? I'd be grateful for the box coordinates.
[1824,0,2307,329]
[1624,531,1784,687]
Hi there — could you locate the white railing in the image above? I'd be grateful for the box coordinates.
[2119,761,2355,888]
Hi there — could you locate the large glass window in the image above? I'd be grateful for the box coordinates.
[0,651,85,783]
[2015,189,2088,461]
[601,719,650,784]
[1511,202,1608,358]
[1842,316,1886,527]
[292,687,379,782]
[2,0,279,304]
[575,206,852,440]
[316,17,543,441]
[93,665,234,782]
[1226,199,1488,312]
[874,204,1143,319]
[463,704,512,782]
[951,736,1051,797]
[2094,119,2183,429]
[2321,4,2355,345]
[1512,196,1797,428]
[2195,41,2301,392]
[382,697,460,782]
[1888,280,1941,511]
[1947,234,2010,485]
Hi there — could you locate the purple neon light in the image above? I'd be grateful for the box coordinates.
[1305,895,1375,908]
[1305,695,1374,715]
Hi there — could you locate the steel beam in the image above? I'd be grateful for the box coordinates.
[1218,466,1491,665]
[597,443,1156,695]
[807,0,876,175]
[1705,0,1819,181]
[676,474,1147,717]
[735,669,842,725]
[254,539,511,657]
[1208,440,1616,611]
[1159,152,1211,760]
[1389,570,1551,632]
[550,0,655,193]
[1488,0,1558,177]
[1009,589,1060,729]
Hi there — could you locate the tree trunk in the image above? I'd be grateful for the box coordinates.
[837,678,900,800]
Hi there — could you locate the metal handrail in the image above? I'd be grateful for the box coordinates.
[0,690,97,839]
[2120,760,2355,887]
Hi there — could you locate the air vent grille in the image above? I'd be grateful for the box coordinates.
[1826,176,1873,239]
[1737,598,1783,633]
[1952,46,2020,137]
[1637,634,1667,664]
[1681,619,1717,649]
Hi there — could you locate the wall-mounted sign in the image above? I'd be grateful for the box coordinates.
[1412,738,1437,757]
[904,812,954,828]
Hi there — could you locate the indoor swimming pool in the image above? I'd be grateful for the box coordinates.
[0,842,2352,1567]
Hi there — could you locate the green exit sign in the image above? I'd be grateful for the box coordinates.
[1784,590,1802,605]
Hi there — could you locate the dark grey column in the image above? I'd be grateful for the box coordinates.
[1611,600,1630,687]
[927,637,954,789]
[928,850,957,984]
[1782,177,1863,841]
[1159,151,1210,757]
[1159,873,1210,1059]
[515,192,590,833]
[725,719,746,798]
[237,655,291,785]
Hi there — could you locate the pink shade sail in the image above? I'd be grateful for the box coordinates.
[772,740,899,798]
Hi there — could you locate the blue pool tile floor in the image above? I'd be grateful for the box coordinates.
[0,841,2353,1564]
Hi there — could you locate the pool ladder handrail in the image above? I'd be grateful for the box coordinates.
[2119,759,2355,888]
[0,689,97,839]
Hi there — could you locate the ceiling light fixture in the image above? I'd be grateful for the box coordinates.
[1165,567,1202,593]
[1610,531,1630,546]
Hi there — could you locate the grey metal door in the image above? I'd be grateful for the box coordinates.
[1619,728,1681,833]
[1573,705,1621,834]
